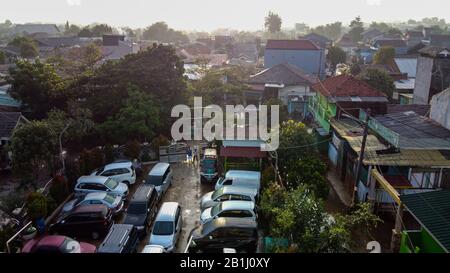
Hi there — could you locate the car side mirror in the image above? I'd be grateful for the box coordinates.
[208,235,213,240]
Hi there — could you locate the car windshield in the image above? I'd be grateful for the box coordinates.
[103,194,116,205]
[60,238,81,253]
[152,221,173,235]
[104,178,119,189]
[211,203,222,216]
[127,202,146,214]
[211,188,224,200]
[95,167,105,176]
[146,175,163,186]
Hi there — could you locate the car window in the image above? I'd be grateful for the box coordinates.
[127,202,147,214]
[146,175,163,186]
[229,194,243,201]
[223,179,233,186]
[152,221,174,235]
[104,178,119,189]
[241,195,252,201]
[217,194,230,202]
[241,210,253,217]
[101,170,115,176]
[219,210,242,218]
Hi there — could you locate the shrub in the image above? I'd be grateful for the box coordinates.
[151,135,169,156]
[49,175,69,204]
[124,140,141,159]
[103,144,115,163]
[26,192,48,221]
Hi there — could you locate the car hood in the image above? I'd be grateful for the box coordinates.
[200,192,214,208]
[79,242,97,253]
[149,234,173,249]
[123,214,146,226]
[200,208,213,223]
[114,183,128,195]
[62,199,78,213]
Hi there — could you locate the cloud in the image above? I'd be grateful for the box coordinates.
[366,0,382,6]
[67,0,81,6]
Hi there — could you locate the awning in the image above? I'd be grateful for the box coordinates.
[220,146,267,158]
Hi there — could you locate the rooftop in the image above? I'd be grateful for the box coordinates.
[265,39,320,51]
[248,63,318,86]
[374,39,407,48]
[0,112,25,139]
[311,75,387,99]
[418,46,450,58]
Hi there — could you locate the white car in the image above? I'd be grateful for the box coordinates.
[145,163,173,198]
[141,245,166,253]
[93,161,136,185]
[74,176,129,199]
[200,186,258,210]
[61,192,124,215]
[200,200,257,224]
[148,202,182,252]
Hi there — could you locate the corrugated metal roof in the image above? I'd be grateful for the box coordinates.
[394,58,418,78]
[401,190,450,253]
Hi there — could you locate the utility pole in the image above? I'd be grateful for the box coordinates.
[353,109,371,206]
[59,122,71,176]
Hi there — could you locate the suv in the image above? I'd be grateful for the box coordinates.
[200,186,258,210]
[97,224,140,253]
[93,161,136,185]
[61,192,124,216]
[123,184,159,236]
[145,163,173,198]
[49,204,113,240]
[200,200,257,224]
[148,202,182,252]
[74,176,128,199]
[188,218,258,253]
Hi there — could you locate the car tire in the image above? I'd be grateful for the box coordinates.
[92,231,100,240]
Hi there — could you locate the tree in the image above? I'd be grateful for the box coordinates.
[265,12,282,34]
[327,46,347,68]
[373,46,395,64]
[142,22,189,43]
[8,36,38,58]
[0,50,5,64]
[348,16,364,43]
[64,21,81,35]
[369,22,390,33]
[90,24,113,37]
[8,60,67,119]
[11,121,57,186]
[78,27,92,37]
[310,22,342,41]
[386,28,403,36]
[358,68,395,99]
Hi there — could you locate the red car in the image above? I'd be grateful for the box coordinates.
[22,235,96,253]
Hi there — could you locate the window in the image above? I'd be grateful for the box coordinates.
[219,210,242,217]
[241,195,252,201]
[223,180,233,186]
[153,221,174,235]
[127,202,147,214]
[230,194,244,201]
[217,194,230,202]
[101,170,116,176]
[146,175,163,186]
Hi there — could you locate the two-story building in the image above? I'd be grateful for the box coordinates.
[264,39,326,79]
[372,39,408,55]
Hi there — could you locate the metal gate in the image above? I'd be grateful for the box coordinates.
[159,143,189,163]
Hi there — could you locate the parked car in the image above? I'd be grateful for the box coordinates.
[74,176,128,199]
[187,218,258,253]
[97,224,140,253]
[148,202,182,252]
[214,170,261,192]
[123,184,159,236]
[200,186,258,210]
[49,204,113,240]
[200,200,257,224]
[145,163,173,198]
[61,192,124,215]
[22,235,96,253]
[141,245,166,253]
[92,161,136,185]
[200,148,218,184]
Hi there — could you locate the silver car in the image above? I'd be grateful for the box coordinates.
[74,176,129,199]
[145,163,173,199]
[141,245,166,253]
[200,200,257,224]
[148,202,182,252]
[200,186,258,210]
[61,192,124,215]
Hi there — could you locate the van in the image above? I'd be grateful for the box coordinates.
[145,163,173,198]
[97,224,140,253]
[148,202,182,252]
[214,170,261,192]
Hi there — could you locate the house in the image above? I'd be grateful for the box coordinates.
[405,30,424,49]
[430,87,450,129]
[182,43,212,56]
[413,46,450,105]
[361,29,384,43]
[214,35,234,49]
[246,63,318,116]
[372,39,408,55]
[264,39,326,79]
[400,190,450,253]
[336,35,358,56]
[302,33,332,49]
[426,34,450,48]
[390,57,418,101]
[0,112,29,170]
[308,75,388,134]
[231,42,258,62]
[10,24,61,37]
[101,35,139,61]
[354,46,376,64]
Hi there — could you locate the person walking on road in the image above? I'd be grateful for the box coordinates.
[193,145,199,164]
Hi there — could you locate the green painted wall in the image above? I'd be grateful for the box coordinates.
[400,228,446,253]
[309,93,336,133]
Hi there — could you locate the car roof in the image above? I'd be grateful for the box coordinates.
[220,186,258,196]
[84,192,107,200]
[131,184,155,202]
[71,204,109,214]
[98,224,134,253]
[218,200,255,211]
[207,217,257,232]
[36,235,66,247]
[77,175,109,184]
[148,163,170,176]
[225,170,261,180]
[155,202,179,221]
[103,161,132,170]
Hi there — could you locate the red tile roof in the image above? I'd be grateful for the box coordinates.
[266,39,320,50]
[311,75,386,98]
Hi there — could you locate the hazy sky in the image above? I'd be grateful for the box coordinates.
[1,0,449,31]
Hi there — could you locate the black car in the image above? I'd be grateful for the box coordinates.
[97,224,140,253]
[188,217,258,253]
[49,204,113,240]
[123,184,158,236]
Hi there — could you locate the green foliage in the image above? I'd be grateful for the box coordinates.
[78,24,112,37]
[11,121,57,184]
[386,28,403,36]
[261,166,276,189]
[142,22,189,43]
[327,46,347,68]
[151,134,170,155]
[337,203,383,239]
[358,68,395,99]
[49,175,69,204]
[64,21,81,35]
[264,98,289,123]
[26,192,48,220]
[8,59,67,119]
[348,16,364,42]
[285,158,329,199]
[79,148,105,175]
[369,22,391,33]
[265,12,282,34]
[310,22,342,41]
[124,140,141,159]
[103,144,115,164]
[8,36,38,58]
[373,46,396,64]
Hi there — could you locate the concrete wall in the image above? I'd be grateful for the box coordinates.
[264,49,326,78]
[413,56,433,104]
[430,89,450,129]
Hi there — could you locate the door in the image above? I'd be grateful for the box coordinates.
[174,206,182,245]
